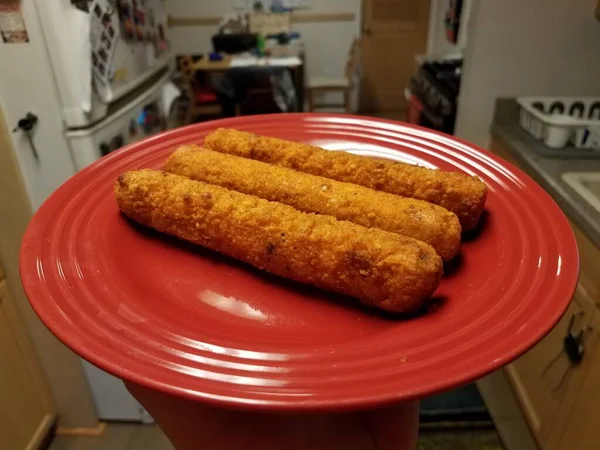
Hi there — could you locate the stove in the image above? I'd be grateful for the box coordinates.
[408,58,462,134]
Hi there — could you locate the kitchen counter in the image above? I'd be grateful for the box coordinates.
[490,99,600,249]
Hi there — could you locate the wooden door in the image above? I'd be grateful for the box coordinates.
[359,0,430,113]
[0,278,56,449]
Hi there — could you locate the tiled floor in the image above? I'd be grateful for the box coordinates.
[49,424,172,450]
[418,430,504,450]
[49,423,504,450]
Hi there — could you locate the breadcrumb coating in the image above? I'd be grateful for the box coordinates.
[114,170,443,313]
[204,128,487,231]
[165,146,461,261]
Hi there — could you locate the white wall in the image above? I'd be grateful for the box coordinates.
[455,0,600,146]
[168,0,361,80]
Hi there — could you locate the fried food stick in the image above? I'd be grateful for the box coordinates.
[115,170,443,313]
[165,146,461,261]
[204,128,488,231]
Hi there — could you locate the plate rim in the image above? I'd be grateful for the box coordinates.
[19,113,579,412]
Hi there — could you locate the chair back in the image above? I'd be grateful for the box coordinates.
[176,55,199,99]
[177,55,196,83]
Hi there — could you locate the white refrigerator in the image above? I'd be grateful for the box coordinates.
[0,0,176,421]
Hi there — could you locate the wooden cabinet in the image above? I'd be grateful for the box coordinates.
[489,137,600,450]
[569,219,600,309]
[552,308,600,449]
[0,276,56,449]
[1,106,98,430]
[505,287,596,448]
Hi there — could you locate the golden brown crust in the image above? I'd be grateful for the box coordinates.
[114,170,443,313]
[165,146,461,261]
[204,128,488,231]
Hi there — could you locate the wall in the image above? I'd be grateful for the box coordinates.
[455,0,600,147]
[168,0,361,80]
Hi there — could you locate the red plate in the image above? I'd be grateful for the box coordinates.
[21,114,578,411]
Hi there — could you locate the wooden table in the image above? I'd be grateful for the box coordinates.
[190,55,305,112]
[190,55,234,72]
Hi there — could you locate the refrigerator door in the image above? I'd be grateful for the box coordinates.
[67,70,173,170]
[0,0,77,211]
[67,70,173,421]
[34,0,171,128]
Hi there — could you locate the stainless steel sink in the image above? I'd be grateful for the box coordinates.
[562,172,600,213]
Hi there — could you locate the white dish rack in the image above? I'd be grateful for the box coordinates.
[516,97,600,149]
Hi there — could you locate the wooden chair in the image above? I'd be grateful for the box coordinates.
[176,55,223,124]
[306,39,360,113]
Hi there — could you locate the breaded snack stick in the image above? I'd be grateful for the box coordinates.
[204,128,487,231]
[165,146,461,261]
[115,170,443,313]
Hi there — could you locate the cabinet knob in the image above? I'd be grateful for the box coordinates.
[13,112,39,161]
[541,310,591,392]
[13,112,38,132]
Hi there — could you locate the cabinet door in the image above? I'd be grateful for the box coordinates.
[489,136,600,449]
[548,306,600,450]
[505,288,596,447]
[568,219,600,310]
[0,280,55,449]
